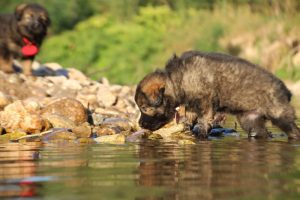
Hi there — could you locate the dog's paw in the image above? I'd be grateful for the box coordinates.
[192,124,208,138]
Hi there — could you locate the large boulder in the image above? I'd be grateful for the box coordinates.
[41,98,88,126]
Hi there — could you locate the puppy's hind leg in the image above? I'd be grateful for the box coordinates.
[270,105,300,139]
[237,111,271,138]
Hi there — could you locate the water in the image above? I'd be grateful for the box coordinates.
[1,108,300,199]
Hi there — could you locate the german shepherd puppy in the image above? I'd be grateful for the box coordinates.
[0,3,50,75]
[135,51,300,139]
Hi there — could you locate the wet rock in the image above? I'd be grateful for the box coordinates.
[126,129,149,142]
[77,138,95,144]
[42,129,77,141]
[42,114,76,129]
[148,133,163,140]
[72,122,92,138]
[41,98,87,125]
[153,123,186,139]
[94,134,126,144]
[178,139,196,145]
[97,84,117,107]
[6,131,27,141]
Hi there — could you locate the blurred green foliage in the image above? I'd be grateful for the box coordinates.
[1,0,300,84]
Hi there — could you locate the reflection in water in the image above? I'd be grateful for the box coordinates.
[0,142,41,198]
[138,140,300,200]
[0,122,300,199]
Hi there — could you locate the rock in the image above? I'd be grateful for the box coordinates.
[94,107,122,116]
[148,133,163,140]
[32,66,56,76]
[46,85,77,98]
[7,74,24,84]
[153,123,186,139]
[0,100,45,134]
[72,122,92,138]
[293,51,300,67]
[0,92,14,110]
[42,114,76,129]
[41,98,87,125]
[5,131,27,141]
[102,118,133,131]
[19,114,45,134]
[99,77,110,86]
[62,79,82,90]
[67,68,88,82]
[178,139,196,145]
[42,129,77,141]
[94,126,120,136]
[126,129,149,142]
[94,134,126,144]
[97,84,117,107]
[77,138,95,144]
[44,62,63,70]
[90,113,104,126]
[287,81,300,97]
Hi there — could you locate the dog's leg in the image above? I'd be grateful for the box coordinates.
[0,45,14,73]
[0,56,14,73]
[269,105,300,139]
[237,111,270,138]
[191,100,215,138]
[21,57,33,75]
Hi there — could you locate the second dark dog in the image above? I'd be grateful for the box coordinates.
[135,50,300,139]
[0,3,50,75]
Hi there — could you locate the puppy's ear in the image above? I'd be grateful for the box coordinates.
[15,4,27,21]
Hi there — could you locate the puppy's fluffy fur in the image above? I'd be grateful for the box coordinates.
[135,50,300,139]
[0,3,50,75]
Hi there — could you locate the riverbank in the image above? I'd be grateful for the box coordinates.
[0,62,300,144]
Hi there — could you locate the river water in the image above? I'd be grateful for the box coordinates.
[0,102,300,199]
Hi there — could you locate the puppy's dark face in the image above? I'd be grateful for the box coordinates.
[135,72,176,131]
[15,4,50,37]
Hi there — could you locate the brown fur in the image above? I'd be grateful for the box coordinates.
[0,3,50,75]
[135,50,300,139]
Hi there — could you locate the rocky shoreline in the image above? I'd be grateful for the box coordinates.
[0,63,195,144]
[1,62,300,144]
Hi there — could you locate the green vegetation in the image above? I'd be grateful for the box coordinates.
[1,0,300,84]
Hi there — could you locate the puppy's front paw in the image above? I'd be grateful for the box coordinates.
[192,124,209,139]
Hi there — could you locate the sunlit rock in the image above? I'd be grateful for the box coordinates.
[41,97,88,125]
